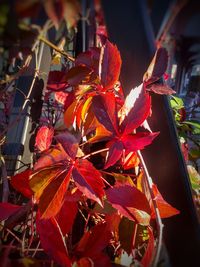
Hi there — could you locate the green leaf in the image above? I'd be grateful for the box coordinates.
[182,120,200,134]
[170,96,184,110]
[187,165,200,190]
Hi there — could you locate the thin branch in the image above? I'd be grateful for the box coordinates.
[82,148,109,160]
[137,151,164,267]
[38,36,75,62]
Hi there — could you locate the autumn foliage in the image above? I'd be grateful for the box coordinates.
[0,2,179,267]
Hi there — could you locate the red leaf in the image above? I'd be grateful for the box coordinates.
[33,143,69,171]
[122,132,159,152]
[43,0,63,29]
[73,159,105,206]
[104,140,123,169]
[141,227,155,267]
[143,48,168,86]
[106,185,151,225]
[35,126,54,152]
[75,47,100,74]
[62,66,92,86]
[122,152,140,170]
[56,199,78,235]
[75,223,112,266]
[0,202,22,221]
[100,40,122,89]
[55,132,79,159]
[47,71,68,91]
[92,93,118,134]
[36,215,71,267]
[148,84,175,95]
[10,169,33,198]
[38,169,72,219]
[151,184,180,219]
[55,91,69,105]
[119,84,151,135]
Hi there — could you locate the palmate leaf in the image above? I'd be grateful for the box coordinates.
[106,185,151,225]
[92,87,155,168]
[36,215,71,267]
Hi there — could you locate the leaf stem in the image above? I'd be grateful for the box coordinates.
[137,150,163,267]
[82,148,109,160]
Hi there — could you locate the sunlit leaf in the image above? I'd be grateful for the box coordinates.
[36,215,71,267]
[10,169,33,198]
[73,159,105,206]
[30,165,65,200]
[148,84,175,95]
[122,152,140,170]
[151,184,180,219]
[92,93,118,134]
[119,84,151,134]
[104,140,123,169]
[33,143,69,171]
[143,48,168,85]
[106,185,151,225]
[187,165,200,190]
[122,132,159,152]
[55,132,79,159]
[100,40,122,89]
[35,126,54,152]
[39,169,72,219]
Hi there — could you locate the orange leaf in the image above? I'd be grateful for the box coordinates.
[30,165,65,200]
[39,169,72,219]
[151,184,180,219]
[35,126,54,152]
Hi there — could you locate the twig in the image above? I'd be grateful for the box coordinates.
[82,148,109,159]
[137,151,164,267]
[38,36,75,62]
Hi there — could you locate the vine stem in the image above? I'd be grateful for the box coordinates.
[38,36,75,62]
[81,147,109,160]
[137,150,164,267]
